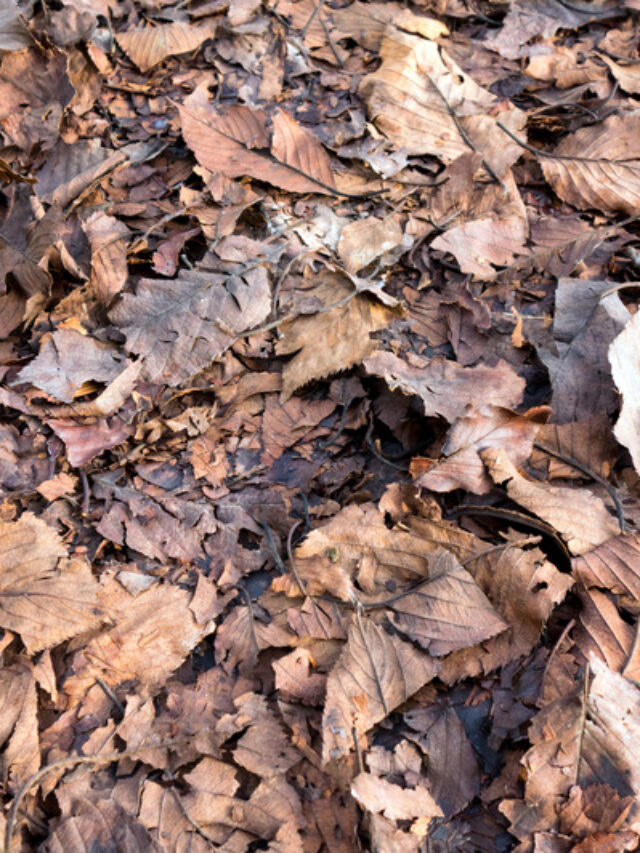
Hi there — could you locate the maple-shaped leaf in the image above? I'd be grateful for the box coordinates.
[109,260,271,385]
[276,272,398,401]
[180,85,336,195]
[117,21,215,71]
[359,26,526,176]
[323,617,439,763]
[539,113,640,215]
[0,514,102,654]
[609,309,640,477]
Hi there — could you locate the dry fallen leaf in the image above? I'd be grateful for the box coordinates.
[609,309,640,476]
[117,21,216,72]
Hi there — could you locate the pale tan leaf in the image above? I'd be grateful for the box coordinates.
[0,514,102,653]
[332,2,447,52]
[432,214,528,279]
[63,583,216,701]
[540,113,640,215]
[359,27,525,175]
[180,85,336,195]
[609,310,640,476]
[574,587,634,673]
[116,21,216,71]
[414,405,543,495]
[601,54,640,95]
[351,772,443,822]
[337,216,404,274]
[322,617,439,763]
[109,259,271,385]
[43,799,161,853]
[482,449,619,555]
[364,351,525,423]
[276,273,397,402]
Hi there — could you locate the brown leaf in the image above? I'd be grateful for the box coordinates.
[0,514,102,653]
[337,216,405,274]
[273,647,327,705]
[351,772,443,822]
[17,328,128,403]
[215,603,294,675]
[535,278,630,423]
[64,582,216,702]
[359,26,526,175]
[180,85,336,195]
[482,449,619,555]
[439,541,572,683]
[574,587,634,673]
[364,351,525,423]
[385,550,508,655]
[414,405,544,494]
[609,310,640,476]
[109,259,271,385]
[573,533,640,602]
[48,415,133,467]
[276,273,397,402]
[0,662,39,793]
[322,616,439,763]
[43,799,161,853]
[117,21,215,71]
[540,113,640,215]
[83,211,130,304]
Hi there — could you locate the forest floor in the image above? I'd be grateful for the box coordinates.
[2,0,640,850]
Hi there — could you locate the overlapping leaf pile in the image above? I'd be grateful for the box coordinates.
[2,0,640,850]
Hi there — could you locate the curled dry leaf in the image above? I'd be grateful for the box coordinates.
[0,513,102,654]
[364,351,525,423]
[116,21,216,72]
[481,448,619,555]
[0,663,39,793]
[539,112,640,216]
[351,772,443,822]
[322,616,440,764]
[83,211,130,304]
[414,404,545,494]
[359,26,526,175]
[110,261,271,385]
[609,309,640,476]
[180,85,336,195]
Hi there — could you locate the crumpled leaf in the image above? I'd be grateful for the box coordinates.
[117,21,216,71]
[323,616,440,764]
[609,309,640,476]
[351,772,443,822]
[276,272,398,402]
[359,26,526,175]
[482,448,619,555]
[110,260,271,385]
[16,328,129,403]
[413,404,545,494]
[539,113,640,216]
[364,351,525,423]
[0,513,102,653]
[181,85,336,195]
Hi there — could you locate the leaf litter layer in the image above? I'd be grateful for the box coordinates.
[2,0,640,850]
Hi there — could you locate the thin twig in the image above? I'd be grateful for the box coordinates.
[497,119,640,164]
[365,419,408,471]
